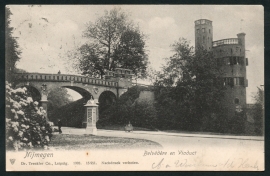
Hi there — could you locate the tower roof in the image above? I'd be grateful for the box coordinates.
[195,19,212,22]
[195,19,212,25]
[237,32,246,36]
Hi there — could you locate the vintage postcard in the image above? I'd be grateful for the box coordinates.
[5,5,264,171]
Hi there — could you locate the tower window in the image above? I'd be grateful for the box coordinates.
[203,36,205,43]
[239,77,244,85]
[229,56,243,65]
[229,78,234,86]
[237,57,240,65]
[229,57,233,65]
[234,98,240,104]
[197,29,200,33]
[209,29,211,33]
[223,77,233,86]
[233,57,237,65]
[225,57,230,65]
[223,77,244,86]
[234,78,239,85]
[202,28,205,33]
[233,77,245,86]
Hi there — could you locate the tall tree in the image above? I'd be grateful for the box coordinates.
[252,87,264,135]
[78,7,148,78]
[5,7,21,82]
[154,38,225,131]
[112,28,148,78]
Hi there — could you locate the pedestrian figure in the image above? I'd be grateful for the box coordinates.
[127,121,132,127]
[58,119,62,134]
[125,121,133,132]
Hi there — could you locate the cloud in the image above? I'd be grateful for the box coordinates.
[11,8,81,74]
[148,17,179,46]
[50,19,79,37]
[142,17,180,70]
[148,47,172,71]
[149,17,176,30]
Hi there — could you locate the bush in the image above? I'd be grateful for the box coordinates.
[131,100,158,129]
[6,82,53,151]
[98,86,156,127]
[252,88,264,136]
[49,98,86,128]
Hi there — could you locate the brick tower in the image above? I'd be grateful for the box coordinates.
[195,19,248,119]
[195,19,213,51]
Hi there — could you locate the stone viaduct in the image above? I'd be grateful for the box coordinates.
[13,68,134,121]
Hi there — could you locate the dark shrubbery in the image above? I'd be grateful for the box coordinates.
[98,85,232,133]
[250,87,264,136]
[130,100,158,129]
[49,98,87,128]
[98,86,157,128]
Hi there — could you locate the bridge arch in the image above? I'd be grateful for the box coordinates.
[62,86,93,100]
[15,83,42,101]
[98,91,117,115]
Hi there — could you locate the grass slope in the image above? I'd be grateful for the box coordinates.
[50,134,162,150]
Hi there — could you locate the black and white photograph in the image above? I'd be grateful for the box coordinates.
[5,5,264,171]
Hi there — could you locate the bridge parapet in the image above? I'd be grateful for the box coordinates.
[13,73,119,87]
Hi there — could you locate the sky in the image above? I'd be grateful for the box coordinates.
[8,5,264,103]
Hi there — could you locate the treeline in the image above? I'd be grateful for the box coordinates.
[98,85,263,135]
[98,86,229,133]
[98,39,263,136]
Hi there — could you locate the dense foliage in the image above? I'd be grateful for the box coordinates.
[251,87,264,135]
[153,39,225,132]
[98,86,157,129]
[131,100,158,129]
[5,7,21,82]
[112,29,148,79]
[70,7,148,79]
[6,82,53,151]
[49,98,86,127]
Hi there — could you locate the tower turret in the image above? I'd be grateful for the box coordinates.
[195,19,213,51]
[237,33,246,53]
